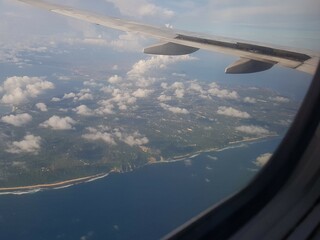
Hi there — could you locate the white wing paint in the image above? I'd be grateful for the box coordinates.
[17,0,319,74]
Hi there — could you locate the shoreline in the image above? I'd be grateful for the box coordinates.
[0,171,115,193]
[0,135,279,194]
[149,134,279,164]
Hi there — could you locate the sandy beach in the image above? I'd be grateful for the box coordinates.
[0,172,108,192]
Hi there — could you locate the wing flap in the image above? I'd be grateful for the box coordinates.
[144,42,199,55]
[225,58,275,74]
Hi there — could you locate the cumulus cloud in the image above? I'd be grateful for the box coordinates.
[174,88,185,98]
[269,96,290,103]
[51,97,61,102]
[217,106,250,118]
[188,82,204,93]
[158,94,172,102]
[78,92,94,101]
[168,82,185,98]
[95,100,115,115]
[113,128,149,146]
[62,89,93,102]
[132,88,153,98]
[108,74,122,84]
[73,105,94,116]
[1,113,32,127]
[160,103,189,114]
[127,55,196,86]
[40,115,76,130]
[170,82,184,90]
[35,102,48,112]
[82,127,148,147]
[243,97,257,103]
[7,134,41,154]
[208,82,239,99]
[62,92,76,99]
[96,88,137,113]
[121,131,149,146]
[0,76,54,105]
[106,0,174,18]
[254,153,272,167]
[235,125,271,135]
[82,127,116,145]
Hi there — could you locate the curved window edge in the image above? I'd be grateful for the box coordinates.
[164,62,320,240]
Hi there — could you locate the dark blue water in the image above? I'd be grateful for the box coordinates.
[0,138,281,240]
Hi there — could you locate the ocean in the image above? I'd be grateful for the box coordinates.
[0,137,281,240]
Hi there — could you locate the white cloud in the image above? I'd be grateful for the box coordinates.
[127,55,196,87]
[51,97,61,102]
[174,88,185,98]
[158,94,172,102]
[121,131,149,146]
[105,0,174,18]
[269,96,290,103]
[127,55,196,86]
[78,92,93,101]
[188,82,204,93]
[243,97,257,103]
[170,82,184,89]
[7,134,41,154]
[235,125,271,135]
[95,100,115,115]
[40,115,76,130]
[62,92,76,99]
[82,127,116,145]
[208,82,239,100]
[82,126,148,147]
[217,106,250,118]
[62,89,93,102]
[35,102,48,112]
[160,103,189,114]
[108,74,122,84]
[0,76,54,105]
[132,88,153,98]
[96,88,137,113]
[113,128,148,146]
[254,153,272,167]
[73,105,94,116]
[169,82,185,98]
[1,113,32,127]
[110,33,147,52]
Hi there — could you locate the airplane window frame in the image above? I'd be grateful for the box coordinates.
[165,62,320,240]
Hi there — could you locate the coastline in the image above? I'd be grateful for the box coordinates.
[0,135,279,194]
[0,171,116,193]
[149,134,279,165]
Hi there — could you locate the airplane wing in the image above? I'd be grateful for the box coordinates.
[17,0,319,74]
